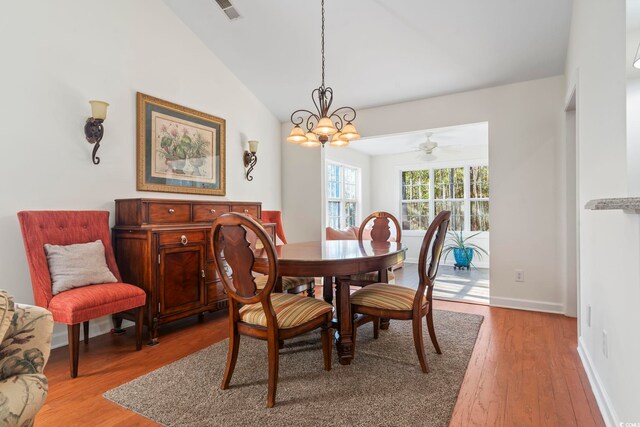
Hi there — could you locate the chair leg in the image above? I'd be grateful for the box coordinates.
[412,316,429,373]
[321,314,332,371]
[83,321,89,345]
[426,309,441,354]
[220,323,240,390]
[135,306,144,351]
[111,314,125,335]
[68,324,80,378]
[266,333,280,408]
[373,317,380,339]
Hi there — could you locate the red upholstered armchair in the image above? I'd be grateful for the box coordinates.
[17,211,146,378]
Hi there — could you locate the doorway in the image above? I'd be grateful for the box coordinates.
[342,122,491,304]
[565,88,580,325]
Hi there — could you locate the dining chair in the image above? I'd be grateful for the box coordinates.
[17,211,146,378]
[261,210,316,297]
[345,211,402,287]
[211,213,333,408]
[350,210,451,373]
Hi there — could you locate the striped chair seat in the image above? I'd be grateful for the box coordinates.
[350,283,426,311]
[239,293,332,329]
[350,270,395,283]
[254,275,314,292]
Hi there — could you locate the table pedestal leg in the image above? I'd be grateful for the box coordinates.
[323,276,333,305]
[379,268,391,330]
[335,278,354,365]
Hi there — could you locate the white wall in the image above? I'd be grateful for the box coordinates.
[368,145,490,268]
[284,76,566,313]
[564,1,640,424]
[280,133,324,243]
[325,147,372,224]
[0,0,282,346]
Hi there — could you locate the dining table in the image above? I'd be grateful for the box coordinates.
[254,239,407,365]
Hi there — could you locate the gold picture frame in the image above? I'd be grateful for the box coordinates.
[136,92,226,196]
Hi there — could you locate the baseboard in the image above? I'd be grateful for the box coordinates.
[51,317,134,350]
[404,259,490,269]
[577,337,619,427]
[490,296,564,314]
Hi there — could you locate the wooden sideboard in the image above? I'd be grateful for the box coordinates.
[112,198,274,344]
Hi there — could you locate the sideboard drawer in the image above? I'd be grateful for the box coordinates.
[158,230,205,246]
[193,204,230,222]
[231,205,259,218]
[149,202,191,224]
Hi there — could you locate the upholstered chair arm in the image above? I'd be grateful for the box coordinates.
[0,303,53,426]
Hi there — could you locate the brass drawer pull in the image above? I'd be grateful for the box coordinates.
[181,235,188,245]
[210,209,216,214]
[244,209,249,214]
[168,208,175,214]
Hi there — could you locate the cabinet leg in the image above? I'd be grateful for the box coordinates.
[198,312,205,323]
[147,318,160,346]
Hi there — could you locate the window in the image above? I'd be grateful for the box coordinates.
[400,164,489,232]
[326,162,360,229]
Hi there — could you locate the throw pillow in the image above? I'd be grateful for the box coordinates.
[45,240,118,295]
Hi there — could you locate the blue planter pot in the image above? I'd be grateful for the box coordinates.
[453,247,474,267]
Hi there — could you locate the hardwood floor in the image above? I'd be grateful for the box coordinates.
[37,289,604,427]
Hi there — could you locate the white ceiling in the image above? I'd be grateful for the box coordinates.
[163,0,572,121]
[348,122,488,156]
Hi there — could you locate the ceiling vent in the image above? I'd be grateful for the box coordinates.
[215,0,241,21]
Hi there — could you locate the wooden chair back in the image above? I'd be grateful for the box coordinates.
[357,211,402,243]
[416,211,451,304]
[211,213,278,311]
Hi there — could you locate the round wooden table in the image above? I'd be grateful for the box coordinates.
[255,240,407,365]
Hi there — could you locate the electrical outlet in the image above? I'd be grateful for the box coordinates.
[602,330,608,358]
[586,305,591,327]
[515,269,525,282]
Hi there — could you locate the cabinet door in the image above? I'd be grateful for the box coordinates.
[158,244,205,316]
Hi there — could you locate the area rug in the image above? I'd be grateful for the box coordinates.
[104,310,483,427]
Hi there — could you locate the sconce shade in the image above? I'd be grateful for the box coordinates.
[301,132,321,147]
[89,100,109,120]
[313,117,338,136]
[340,122,361,141]
[248,140,259,154]
[287,125,308,143]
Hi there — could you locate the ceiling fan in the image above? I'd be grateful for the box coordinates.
[416,132,465,159]
[417,133,439,154]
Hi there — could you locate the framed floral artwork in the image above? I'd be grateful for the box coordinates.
[136,93,226,195]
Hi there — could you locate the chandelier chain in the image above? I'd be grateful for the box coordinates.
[321,0,325,89]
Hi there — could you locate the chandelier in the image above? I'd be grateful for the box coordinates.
[286,0,361,148]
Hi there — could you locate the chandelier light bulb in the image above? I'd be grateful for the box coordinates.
[340,122,361,141]
[287,125,308,143]
[313,117,338,136]
[329,132,349,147]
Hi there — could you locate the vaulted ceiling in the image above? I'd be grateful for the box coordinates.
[163,0,572,121]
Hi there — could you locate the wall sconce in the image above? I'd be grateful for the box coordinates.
[84,100,109,165]
[243,140,259,181]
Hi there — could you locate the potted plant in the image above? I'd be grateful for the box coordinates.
[442,231,488,269]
